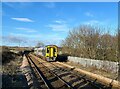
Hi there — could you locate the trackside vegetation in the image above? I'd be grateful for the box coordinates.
[61,25,119,62]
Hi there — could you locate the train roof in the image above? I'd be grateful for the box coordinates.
[45,45,58,47]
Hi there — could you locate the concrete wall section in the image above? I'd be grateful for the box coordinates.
[68,56,118,73]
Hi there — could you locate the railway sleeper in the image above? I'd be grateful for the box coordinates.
[28,55,74,89]
[28,54,112,89]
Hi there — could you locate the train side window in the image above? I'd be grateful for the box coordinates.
[47,48,49,53]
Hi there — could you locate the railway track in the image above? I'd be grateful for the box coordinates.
[26,54,72,89]
[25,53,112,89]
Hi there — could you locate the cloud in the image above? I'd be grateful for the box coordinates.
[8,33,64,46]
[85,12,93,17]
[9,33,63,40]
[2,29,65,46]
[11,17,34,22]
[44,2,55,8]
[47,24,69,32]
[2,35,27,45]
[54,20,66,24]
[9,33,42,38]
[47,19,69,32]
[16,27,37,33]
[2,35,39,47]
[83,20,100,25]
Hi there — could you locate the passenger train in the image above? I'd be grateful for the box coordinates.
[34,45,58,61]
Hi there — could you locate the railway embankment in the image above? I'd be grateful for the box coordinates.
[2,46,28,88]
[20,55,41,89]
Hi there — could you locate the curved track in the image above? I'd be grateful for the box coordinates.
[26,53,112,89]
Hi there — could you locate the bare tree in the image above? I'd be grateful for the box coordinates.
[61,25,118,62]
[35,41,45,48]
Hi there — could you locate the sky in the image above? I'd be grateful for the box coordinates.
[2,2,118,47]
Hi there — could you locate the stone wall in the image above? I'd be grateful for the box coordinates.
[68,56,118,73]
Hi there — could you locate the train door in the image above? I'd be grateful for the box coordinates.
[51,47,54,57]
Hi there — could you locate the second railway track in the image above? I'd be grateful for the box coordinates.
[25,53,112,89]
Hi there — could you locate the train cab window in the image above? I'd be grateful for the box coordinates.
[47,48,49,53]
[53,48,56,52]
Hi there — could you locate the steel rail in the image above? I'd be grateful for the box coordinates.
[39,62,75,89]
[30,53,111,89]
[29,54,74,89]
[26,55,54,89]
[50,62,109,89]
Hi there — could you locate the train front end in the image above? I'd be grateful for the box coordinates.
[45,45,58,61]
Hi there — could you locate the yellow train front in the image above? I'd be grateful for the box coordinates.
[45,45,58,61]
